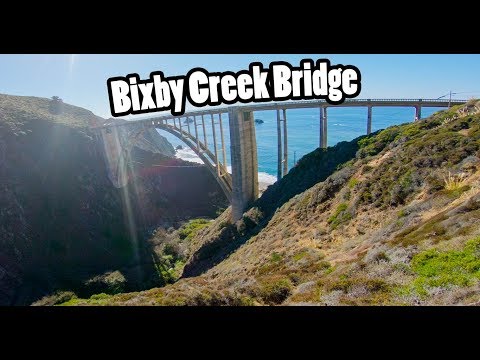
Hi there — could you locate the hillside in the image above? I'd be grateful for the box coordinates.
[0,94,227,305]
[50,99,480,306]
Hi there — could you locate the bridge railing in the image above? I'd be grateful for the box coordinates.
[243,98,468,108]
[149,98,467,118]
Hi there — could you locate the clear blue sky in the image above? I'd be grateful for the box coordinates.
[0,54,479,119]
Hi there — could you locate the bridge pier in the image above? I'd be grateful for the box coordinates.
[193,116,200,150]
[178,117,184,138]
[320,107,328,149]
[211,114,220,177]
[367,106,372,135]
[415,105,422,121]
[277,109,282,180]
[201,115,208,149]
[229,108,258,221]
[276,109,288,180]
[219,113,228,176]
[283,109,288,176]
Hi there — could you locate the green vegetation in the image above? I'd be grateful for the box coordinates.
[358,126,401,157]
[89,293,110,300]
[32,291,77,306]
[318,275,392,305]
[327,203,352,229]
[348,178,359,189]
[153,240,188,285]
[323,276,390,293]
[356,111,480,208]
[270,252,283,262]
[441,172,470,198]
[259,277,293,304]
[59,298,83,306]
[178,219,211,241]
[293,250,309,261]
[151,219,215,285]
[409,237,480,296]
[84,270,126,295]
[442,185,471,199]
[298,193,312,208]
[394,213,448,246]
[443,172,468,191]
[155,257,185,285]
[57,292,114,306]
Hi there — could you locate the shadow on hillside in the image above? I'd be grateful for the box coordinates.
[182,134,369,277]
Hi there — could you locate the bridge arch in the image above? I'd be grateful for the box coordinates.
[154,121,233,203]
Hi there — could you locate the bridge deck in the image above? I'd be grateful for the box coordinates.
[97,98,467,129]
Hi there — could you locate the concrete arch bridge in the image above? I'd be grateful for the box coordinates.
[96,98,466,221]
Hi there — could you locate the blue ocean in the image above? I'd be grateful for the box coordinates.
[157,106,443,184]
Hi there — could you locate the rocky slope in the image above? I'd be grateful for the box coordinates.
[54,100,480,306]
[0,94,227,305]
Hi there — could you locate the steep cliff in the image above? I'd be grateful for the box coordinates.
[0,94,227,305]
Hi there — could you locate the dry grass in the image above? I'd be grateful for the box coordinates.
[443,171,468,191]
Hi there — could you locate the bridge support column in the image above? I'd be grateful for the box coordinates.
[367,106,372,135]
[320,107,328,149]
[179,117,184,138]
[415,106,422,121]
[201,115,208,149]
[283,109,288,176]
[277,109,282,180]
[276,109,288,180]
[229,108,258,222]
[193,116,200,150]
[219,113,227,175]
[211,114,220,177]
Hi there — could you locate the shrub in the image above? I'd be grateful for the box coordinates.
[155,256,185,285]
[361,165,373,173]
[390,171,419,206]
[372,251,390,263]
[327,203,352,229]
[443,171,467,191]
[410,237,480,296]
[348,178,359,189]
[270,252,282,262]
[259,277,293,304]
[84,270,126,295]
[33,291,77,306]
[89,293,110,300]
[357,127,400,158]
[293,250,309,261]
[49,96,64,115]
[178,218,210,241]
[219,221,229,230]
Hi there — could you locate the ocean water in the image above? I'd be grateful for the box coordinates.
[157,107,443,185]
